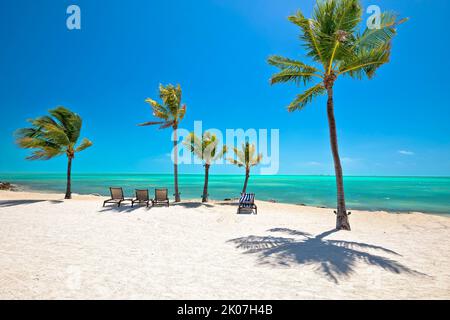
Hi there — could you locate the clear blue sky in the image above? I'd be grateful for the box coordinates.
[1,0,449,176]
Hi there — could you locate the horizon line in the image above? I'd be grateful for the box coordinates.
[1,172,449,178]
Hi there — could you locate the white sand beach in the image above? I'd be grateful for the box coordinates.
[0,190,449,300]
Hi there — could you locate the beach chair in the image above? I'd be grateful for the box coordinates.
[153,188,170,207]
[132,189,151,208]
[238,193,257,214]
[103,187,132,207]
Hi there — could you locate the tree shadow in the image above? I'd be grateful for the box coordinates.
[99,203,152,213]
[49,200,65,204]
[214,201,239,207]
[236,208,257,215]
[213,201,256,214]
[0,200,64,207]
[172,202,214,209]
[228,228,427,283]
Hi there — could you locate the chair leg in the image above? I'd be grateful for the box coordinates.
[118,200,122,207]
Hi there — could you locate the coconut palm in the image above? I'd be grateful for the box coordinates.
[139,84,186,202]
[268,0,406,230]
[183,132,227,202]
[228,142,263,194]
[16,107,93,199]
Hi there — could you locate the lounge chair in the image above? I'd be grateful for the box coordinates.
[132,189,152,208]
[238,193,257,214]
[103,187,132,207]
[153,188,170,207]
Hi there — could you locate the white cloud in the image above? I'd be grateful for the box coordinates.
[398,150,415,156]
[305,161,321,166]
[341,157,362,164]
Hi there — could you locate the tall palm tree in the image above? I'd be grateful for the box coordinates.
[268,0,406,230]
[228,142,263,194]
[16,107,93,199]
[139,84,186,202]
[183,132,227,202]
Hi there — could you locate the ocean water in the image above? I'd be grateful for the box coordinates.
[1,173,450,214]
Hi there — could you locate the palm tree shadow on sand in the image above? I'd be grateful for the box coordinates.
[0,200,64,208]
[228,228,427,283]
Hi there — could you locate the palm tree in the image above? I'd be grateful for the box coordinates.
[228,142,263,194]
[268,0,406,230]
[139,84,186,202]
[183,132,227,202]
[16,107,93,199]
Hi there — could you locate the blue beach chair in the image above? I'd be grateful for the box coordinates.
[238,193,257,215]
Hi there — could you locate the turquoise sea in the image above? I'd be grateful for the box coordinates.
[1,173,450,214]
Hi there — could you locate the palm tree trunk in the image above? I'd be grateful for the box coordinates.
[326,84,351,231]
[202,164,210,203]
[173,125,181,202]
[65,156,73,200]
[242,168,250,194]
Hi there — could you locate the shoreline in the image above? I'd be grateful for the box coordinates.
[1,175,449,216]
[1,189,449,219]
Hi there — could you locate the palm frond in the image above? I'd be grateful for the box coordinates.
[355,12,407,50]
[16,136,60,150]
[203,140,219,163]
[184,132,225,164]
[145,98,170,121]
[288,83,326,112]
[49,107,82,143]
[26,147,64,160]
[32,115,58,128]
[178,104,187,121]
[332,0,362,34]
[15,127,43,140]
[228,158,244,167]
[250,153,263,167]
[270,69,321,86]
[212,145,227,162]
[75,138,93,153]
[159,84,181,115]
[232,147,246,164]
[16,106,91,161]
[142,84,186,129]
[38,122,71,146]
[159,121,175,129]
[312,0,361,38]
[228,142,262,169]
[314,0,361,72]
[338,43,391,79]
[268,55,320,73]
[288,11,327,66]
[138,121,165,127]
[278,0,405,82]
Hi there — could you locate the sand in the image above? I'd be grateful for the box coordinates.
[0,190,449,300]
